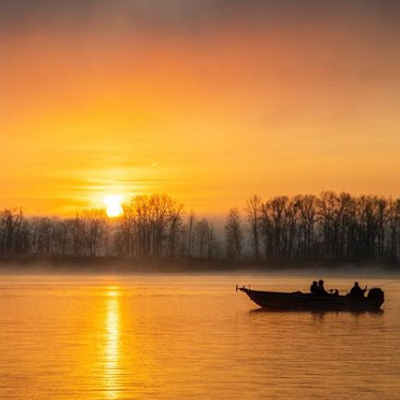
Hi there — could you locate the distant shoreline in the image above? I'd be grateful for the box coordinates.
[0,255,399,276]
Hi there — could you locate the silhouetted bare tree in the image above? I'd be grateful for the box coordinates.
[187,209,196,257]
[245,195,262,261]
[194,218,210,258]
[80,210,107,256]
[117,194,184,258]
[224,208,243,260]
[0,209,29,255]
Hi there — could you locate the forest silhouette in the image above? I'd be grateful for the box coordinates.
[1,191,400,269]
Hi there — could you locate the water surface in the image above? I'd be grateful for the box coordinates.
[1,274,399,399]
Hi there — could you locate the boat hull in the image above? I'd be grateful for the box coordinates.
[240,288,384,311]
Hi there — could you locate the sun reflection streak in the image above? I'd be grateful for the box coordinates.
[104,287,120,399]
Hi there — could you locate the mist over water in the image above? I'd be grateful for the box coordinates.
[1,272,399,399]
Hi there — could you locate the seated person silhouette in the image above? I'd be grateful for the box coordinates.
[349,282,367,298]
[310,281,318,295]
[316,279,328,296]
[330,288,339,296]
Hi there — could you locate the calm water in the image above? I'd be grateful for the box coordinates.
[1,273,400,400]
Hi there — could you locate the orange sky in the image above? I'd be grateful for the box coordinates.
[1,1,400,216]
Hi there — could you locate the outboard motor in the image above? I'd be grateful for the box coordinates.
[367,288,385,304]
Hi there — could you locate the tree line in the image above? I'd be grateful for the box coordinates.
[1,192,400,265]
[240,192,400,264]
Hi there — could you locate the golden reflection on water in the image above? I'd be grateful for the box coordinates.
[1,277,399,400]
[104,287,120,399]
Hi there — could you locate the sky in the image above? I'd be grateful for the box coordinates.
[1,0,400,216]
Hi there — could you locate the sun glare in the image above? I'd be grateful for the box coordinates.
[104,195,123,218]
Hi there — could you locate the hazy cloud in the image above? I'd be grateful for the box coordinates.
[1,0,400,34]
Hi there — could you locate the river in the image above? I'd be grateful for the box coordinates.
[1,273,399,399]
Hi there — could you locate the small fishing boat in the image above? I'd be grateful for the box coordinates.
[237,285,384,311]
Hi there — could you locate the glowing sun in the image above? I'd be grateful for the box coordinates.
[104,195,123,218]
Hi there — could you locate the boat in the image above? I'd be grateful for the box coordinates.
[237,285,384,311]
